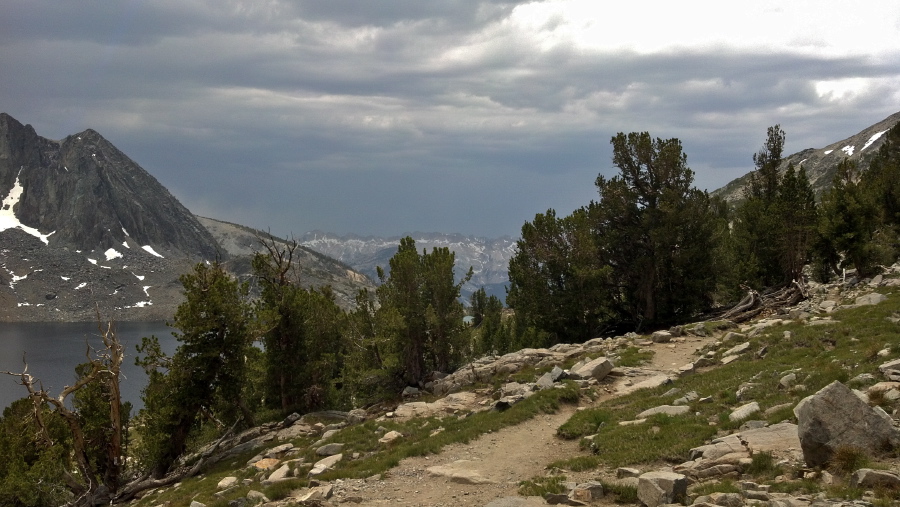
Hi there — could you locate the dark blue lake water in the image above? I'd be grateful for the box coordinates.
[0,321,177,413]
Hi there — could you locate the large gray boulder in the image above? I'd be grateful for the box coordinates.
[850,468,900,490]
[570,357,613,381]
[794,381,900,467]
[637,471,687,507]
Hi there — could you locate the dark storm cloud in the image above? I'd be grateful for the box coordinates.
[2,1,899,237]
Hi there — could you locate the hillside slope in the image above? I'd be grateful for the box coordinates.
[712,111,900,202]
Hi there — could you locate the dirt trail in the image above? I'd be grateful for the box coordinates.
[336,335,717,507]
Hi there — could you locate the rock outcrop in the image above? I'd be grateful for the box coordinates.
[794,380,900,467]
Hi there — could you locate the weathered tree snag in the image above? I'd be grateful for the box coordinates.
[716,279,810,324]
[112,417,241,503]
[1,313,126,506]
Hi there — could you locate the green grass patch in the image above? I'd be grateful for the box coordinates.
[691,478,741,496]
[547,455,601,472]
[557,408,612,439]
[613,346,655,367]
[598,481,639,504]
[550,290,900,470]
[769,479,821,495]
[745,451,781,480]
[827,446,871,477]
[518,474,567,496]
[263,478,305,501]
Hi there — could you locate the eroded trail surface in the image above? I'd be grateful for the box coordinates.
[334,335,716,507]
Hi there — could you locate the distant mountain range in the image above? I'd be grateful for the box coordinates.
[299,231,515,303]
[0,113,373,322]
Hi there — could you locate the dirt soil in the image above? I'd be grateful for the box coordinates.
[332,334,718,506]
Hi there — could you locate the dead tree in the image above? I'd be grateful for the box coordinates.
[1,313,125,506]
[716,279,810,324]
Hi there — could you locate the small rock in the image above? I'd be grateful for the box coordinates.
[217,476,238,489]
[729,401,760,422]
[246,490,269,503]
[316,443,344,456]
[308,453,343,477]
[651,331,672,343]
[617,467,641,478]
[779,373,797,389]
[637,405,690,418]
[378,430,403,444]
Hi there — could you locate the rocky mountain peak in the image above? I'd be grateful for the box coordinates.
[0,112,219,259]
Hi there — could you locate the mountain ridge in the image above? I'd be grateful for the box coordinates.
[712,110,900,202]
[299,230,516,302]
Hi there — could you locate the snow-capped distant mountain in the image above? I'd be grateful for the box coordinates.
[300,231,516,302]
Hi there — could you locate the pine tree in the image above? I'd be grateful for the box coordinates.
[373,237,472,385]
[816,159,880,278]
[253,238,346,414]
[137,260,253,478]
[507,208,613,342]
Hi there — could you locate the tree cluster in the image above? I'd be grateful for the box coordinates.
[508,124,900,344]
[508,132,723,341]
[0,236,476,506]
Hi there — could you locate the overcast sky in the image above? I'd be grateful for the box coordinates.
[2,1,899,239]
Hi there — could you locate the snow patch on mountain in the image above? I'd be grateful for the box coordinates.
[0,172,55,245]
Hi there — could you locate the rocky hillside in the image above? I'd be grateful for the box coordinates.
[713,110,900,203]
[300,231,516,302]
[0,114,372,321]
[126,265,900,507]
[198,217,375,309]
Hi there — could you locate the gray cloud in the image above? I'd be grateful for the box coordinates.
[2,1,899,238]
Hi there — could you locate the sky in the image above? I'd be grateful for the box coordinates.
[2,1,900,239]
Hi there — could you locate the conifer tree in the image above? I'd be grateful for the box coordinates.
[137,260,253,478]
[373,237,472,384]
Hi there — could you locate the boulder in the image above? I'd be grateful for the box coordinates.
[217,476,239,489]
[850,468,900,490]
[378,430,403,444]
[570,357,613,381]
[535,372,553,389]
[739,422,801,456]
[299,484,334,502]
[263,443,295,459]
[722,342,750,357]
[267,464,292,482]
[637,471,687,507]
[794,381,900,467]
[879,358,900,376]
[315,443,344,456]
[636,405,690,418]
[308,453,343,477]
[729,402,760,422]
[650,331,672,343]
[570,481,604,502]
[855,293,887,306]
[550,365,567,381]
